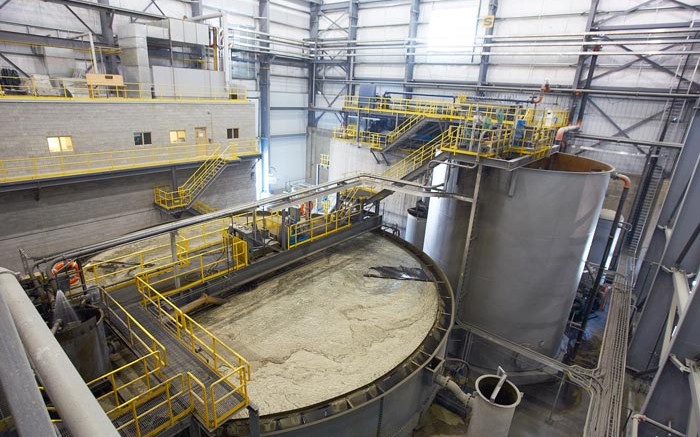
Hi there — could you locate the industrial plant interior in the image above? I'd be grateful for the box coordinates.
[1,0,700,436]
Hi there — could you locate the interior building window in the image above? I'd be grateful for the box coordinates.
[47,136,74,153]
[169,130,187,144]
[227,128,240,139]
[133,132,152,146]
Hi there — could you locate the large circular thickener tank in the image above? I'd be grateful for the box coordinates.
[195,232,454,436]
[425,153,612,368]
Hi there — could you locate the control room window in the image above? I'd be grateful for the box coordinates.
[226,128,239,139]
[169,130,186,144]
[47,136,73,153]
[134,132,152,146]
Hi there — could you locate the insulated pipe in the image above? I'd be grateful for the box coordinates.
[0,268,119,437]
[190,11,223,21]
[631,414,686,437]
[434,374,472,407]
[0,281,56,437]
[569,173,631,360]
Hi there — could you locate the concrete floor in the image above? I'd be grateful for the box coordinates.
[195,233,439,416]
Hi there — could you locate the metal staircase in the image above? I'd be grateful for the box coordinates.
[626,163,664,254]
[154,145,231,212]
[383,129,451,181]
[381,115,432,152]
[333,115,432,151]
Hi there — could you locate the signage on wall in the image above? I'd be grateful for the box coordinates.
[483,15,495,28]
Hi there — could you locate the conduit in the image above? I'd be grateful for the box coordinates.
[0,268,118,437]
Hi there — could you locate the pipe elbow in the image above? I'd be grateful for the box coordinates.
[555,123,581,143]
[614,173,632,189]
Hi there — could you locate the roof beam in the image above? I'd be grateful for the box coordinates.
[40,0,165,21]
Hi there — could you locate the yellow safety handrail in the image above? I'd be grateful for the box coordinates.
[0,139,259,184]
[0,74,248,102]
[100,288,168,364]
[154,140,259,210]
[383,129,450,179]
[135,277,250,426]
[333,114,426,150]
[135,235,248,297]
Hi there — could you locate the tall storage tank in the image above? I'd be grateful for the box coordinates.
[424,153,612,369]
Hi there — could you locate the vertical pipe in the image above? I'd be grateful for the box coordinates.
[259,0,271,194]
[0,283,55,437]
[0,268,119,437]
[456,165,482,297]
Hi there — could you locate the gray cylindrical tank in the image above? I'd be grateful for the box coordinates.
[466,374,522,437]
[405,203,428,249]
[424,153,612,366]
[422,165,475,288]
[55,306,110,382]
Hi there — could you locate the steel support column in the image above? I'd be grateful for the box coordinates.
[628,107,700,373]
[637,271,700,436]
[477,0,498,88]
[258,0,271,194]
[97,0,118,74]
[306,2,321,184]
[307,2,320,129]
[404,0,420,94]
[570,0,600,123]
[346,0,359,98]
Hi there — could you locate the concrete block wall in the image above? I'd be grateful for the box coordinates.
[328,139,417,236]
[0,100,256,158]
[0,173,169,271]
[0,163,257,271]
[197,163,258,210]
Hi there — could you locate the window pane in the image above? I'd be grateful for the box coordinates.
[178,131,186,142]
[227,128,233,139]
[170,131,178,143]
[47,137,61,153]
[60,137,73,152]
[134,133,143,146]
[143,132,152,144]
[233,128,239,139]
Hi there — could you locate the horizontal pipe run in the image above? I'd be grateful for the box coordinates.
[30,173,461,265]
[631,414,686,437]
[0,268,119,437]
[0,282,56,437]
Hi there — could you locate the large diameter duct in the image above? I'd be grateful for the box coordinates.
[0,268,119,437]
[424,154,612,366]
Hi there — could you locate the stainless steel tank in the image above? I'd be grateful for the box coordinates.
[424,153,612,370]
[54,306,111,382]
[405,203,428,249]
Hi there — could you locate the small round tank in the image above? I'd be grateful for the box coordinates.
[466,374,522,437]
[54,306,110,382]
[405,203,428,249]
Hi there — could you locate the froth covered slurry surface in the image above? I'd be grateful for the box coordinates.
[196,233,439,415]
